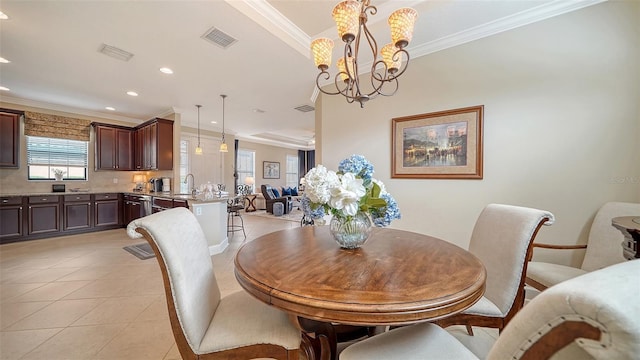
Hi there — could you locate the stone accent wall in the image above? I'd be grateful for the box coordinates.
[24,111,91,141]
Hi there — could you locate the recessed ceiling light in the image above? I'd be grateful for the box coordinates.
[105,106,116,111]
[0,57,9,63]
[0,12,8,20]
[126,91,138,96]
[159,67,173,74]
[252,108,265,113]
[210,121,217,124]
[0,86,10,91]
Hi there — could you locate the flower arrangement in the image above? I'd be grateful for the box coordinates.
[53,169,66,179]
[303,154,401,227]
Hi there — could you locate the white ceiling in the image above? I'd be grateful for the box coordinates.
[0,0,602,149]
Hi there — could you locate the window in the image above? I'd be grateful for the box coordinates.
[27,136,88,180]
[179,134,224,193]
[237,149,255,192]
[286,155,299,189]
[179,139,190,193]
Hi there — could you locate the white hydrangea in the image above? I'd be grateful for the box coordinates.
[304,165,340,204]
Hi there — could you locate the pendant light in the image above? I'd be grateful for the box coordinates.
[195,104,203,155]
[219,94,228,153]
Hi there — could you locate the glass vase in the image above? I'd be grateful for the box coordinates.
[330,211,372,249]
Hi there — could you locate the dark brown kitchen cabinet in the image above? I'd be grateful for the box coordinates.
[0,109,23,168]
[0,197,25,241]
[28,196,60,236]
[94,124,133,171]
[63,194,91,231]
[134,128,144,170]
[94,193,121,228]
[123,194,149,224]
[136,118,173,171]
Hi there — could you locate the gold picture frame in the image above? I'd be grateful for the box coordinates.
[392,105,484,179]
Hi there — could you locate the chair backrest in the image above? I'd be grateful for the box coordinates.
[127,207,221,355]
[469,204,554,317]
[488,260,640,360]
[261,184,276,200]
[581,202,640,272]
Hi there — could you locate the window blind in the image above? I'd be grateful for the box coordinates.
[27,136,88,167]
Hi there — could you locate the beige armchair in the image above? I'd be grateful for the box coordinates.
[526,202,640,291]
[434,204,554,335]
[340,260,640,360]
[127,207,309,360]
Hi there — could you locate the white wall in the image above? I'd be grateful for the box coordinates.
[317,1,639,267]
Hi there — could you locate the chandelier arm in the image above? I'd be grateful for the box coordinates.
[375,77,400,97]
[388,49,411,80]
[316,71,342,96]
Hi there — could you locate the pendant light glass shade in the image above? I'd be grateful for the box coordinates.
[195,104,203,155]
[219,94,228,153]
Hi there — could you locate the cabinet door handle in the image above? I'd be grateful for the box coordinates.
[41,198,47,201]
[2,199,7,203]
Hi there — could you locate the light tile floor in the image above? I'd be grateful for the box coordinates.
[0,211,497,359]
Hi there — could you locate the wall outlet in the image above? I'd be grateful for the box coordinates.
[196,207,202,216]
[112,178,118,184]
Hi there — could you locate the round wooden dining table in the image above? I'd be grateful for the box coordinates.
[234,226,486,360]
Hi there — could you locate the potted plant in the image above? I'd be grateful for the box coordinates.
[53,169,65,181]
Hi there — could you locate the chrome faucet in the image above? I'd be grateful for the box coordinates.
[184,173,195,195]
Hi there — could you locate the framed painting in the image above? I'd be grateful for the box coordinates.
[263,161,280,179]
[392,105,484,179]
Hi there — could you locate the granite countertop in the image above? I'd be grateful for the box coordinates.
[1,190,229,204]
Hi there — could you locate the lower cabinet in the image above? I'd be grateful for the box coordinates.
[63,194,92,231]
[0,197,25,240]
[94,193,121,228]
[28,196,60,236]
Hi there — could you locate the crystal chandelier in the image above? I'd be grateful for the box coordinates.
[311,0,417,107]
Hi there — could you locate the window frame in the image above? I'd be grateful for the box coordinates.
[26,136,88,181]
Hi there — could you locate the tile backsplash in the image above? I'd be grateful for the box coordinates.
[0,168,173,195]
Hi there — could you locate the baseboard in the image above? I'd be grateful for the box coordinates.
[209,237,229,255]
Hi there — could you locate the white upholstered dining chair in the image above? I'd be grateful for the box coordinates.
[434,204,554,335]
[127,207,308,360]
[526,202,640,291]
[340,259,640,360]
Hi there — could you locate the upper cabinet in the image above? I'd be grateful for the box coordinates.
[0,109,23,168]
[93,123,133,171]
[135,118,174,171]
[93,118,173,171]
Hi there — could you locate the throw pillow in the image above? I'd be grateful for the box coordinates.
[291,187,298,196]
[272,188,280,198]
[282,187,292,196]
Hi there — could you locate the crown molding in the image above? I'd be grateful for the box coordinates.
[228,0,311,58]
[410,0,607,59]
[0,95,143,124]
[316,0,606,88]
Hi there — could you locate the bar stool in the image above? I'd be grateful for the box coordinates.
[227,196,246,238]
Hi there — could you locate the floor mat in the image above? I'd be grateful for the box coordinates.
[123,243,156,260]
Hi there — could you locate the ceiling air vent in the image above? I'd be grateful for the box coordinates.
[294,105,315,113]
[202,27,237,49]
[98,44,134,61]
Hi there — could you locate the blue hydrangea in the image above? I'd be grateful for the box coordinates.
[338,154,374,181]
[371,193,401,227]
[301,195,325,219]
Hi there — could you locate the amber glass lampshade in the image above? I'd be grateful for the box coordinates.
[332,1,360,42]
[311,38,334,70]
[388,8,418,48]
